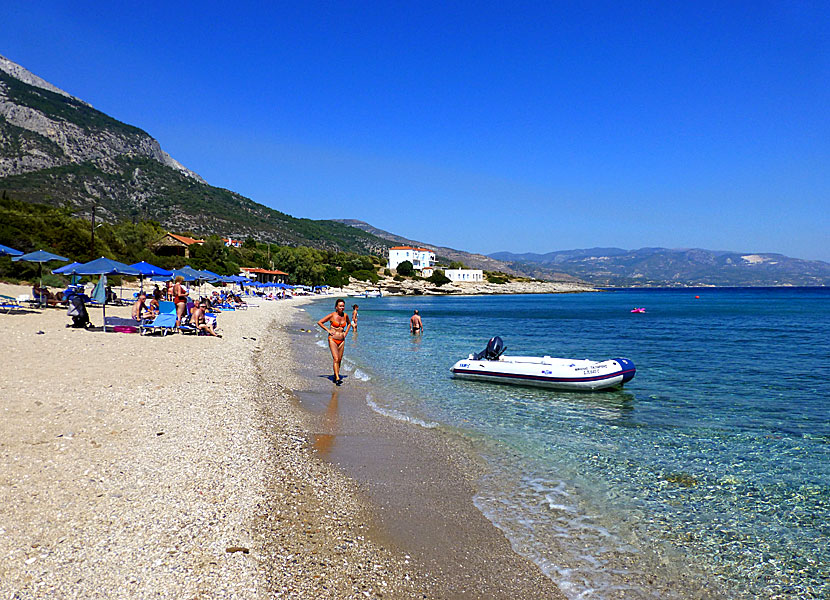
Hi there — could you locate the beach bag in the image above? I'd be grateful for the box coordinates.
[67,303,80,317]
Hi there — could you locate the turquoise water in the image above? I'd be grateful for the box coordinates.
[308,289,829,599]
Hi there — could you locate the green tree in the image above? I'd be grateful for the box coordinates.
[428,269,451,286]
[396,260,414,276]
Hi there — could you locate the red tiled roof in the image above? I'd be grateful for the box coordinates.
[168,233,204,246]
[390,246,433,252]
[241,267,288,275]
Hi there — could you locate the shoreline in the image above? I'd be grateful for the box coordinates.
[283,303,566,598]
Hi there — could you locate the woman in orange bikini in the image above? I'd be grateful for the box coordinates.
[317,298,352,385]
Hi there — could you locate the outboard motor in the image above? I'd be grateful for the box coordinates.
[473,336,506,361]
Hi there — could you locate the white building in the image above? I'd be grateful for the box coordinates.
[445,269,484,282]
[387,246,436,271]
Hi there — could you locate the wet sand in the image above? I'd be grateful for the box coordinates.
[283,308,565,598]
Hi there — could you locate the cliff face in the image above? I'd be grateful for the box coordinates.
[0,55,393,255]
[0,54,203,182]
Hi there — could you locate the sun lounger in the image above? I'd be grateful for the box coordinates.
[140,300,178,336]
[0,294,24,313]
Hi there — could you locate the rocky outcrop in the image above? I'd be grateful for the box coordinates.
[0,53,204,182]
[342,276,596,297]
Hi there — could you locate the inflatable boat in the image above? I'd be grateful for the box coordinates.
[450,337,636,391]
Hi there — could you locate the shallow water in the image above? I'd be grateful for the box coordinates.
[308,289,829,599]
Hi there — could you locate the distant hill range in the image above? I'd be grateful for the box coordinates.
[490,248,830,287]
[332,219,581,281]
[0,54,389,255]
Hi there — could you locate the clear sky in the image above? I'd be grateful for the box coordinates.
[4,2,828,261]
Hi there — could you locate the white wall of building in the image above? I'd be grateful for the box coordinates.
[445,269,484,282]
[387,247,436,270]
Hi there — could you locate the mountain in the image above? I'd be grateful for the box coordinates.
[333,219,581,281]
[0,54,390,255]
[490,248,830,287]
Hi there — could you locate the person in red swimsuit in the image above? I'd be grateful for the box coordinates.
[171,275,189,328]
[317,298,352,385]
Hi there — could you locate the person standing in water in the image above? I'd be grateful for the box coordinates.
[351,304,359,331]
[410,309,423,334]
[317,298,352,385]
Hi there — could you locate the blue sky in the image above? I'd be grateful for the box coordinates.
[4,2,828,260]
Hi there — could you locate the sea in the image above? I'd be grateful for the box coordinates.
[305,288,829,599]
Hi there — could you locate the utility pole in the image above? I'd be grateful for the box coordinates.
[90,204,96,260]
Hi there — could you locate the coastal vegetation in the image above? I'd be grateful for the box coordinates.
[0,195,381,288]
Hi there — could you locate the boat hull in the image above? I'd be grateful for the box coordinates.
[451,356,635,391]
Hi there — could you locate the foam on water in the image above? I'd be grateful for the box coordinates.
[352,368,371,381]
[366,393,439,429]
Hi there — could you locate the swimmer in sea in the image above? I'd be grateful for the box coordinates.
[351,304,359,331]
[410,309,423,334]
[317,298,352,385]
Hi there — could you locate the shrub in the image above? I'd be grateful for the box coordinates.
[383,268,392,276]
[396,260,414,276]
[428,269,451,286]
[486,271,509,284]
[352,269,379,284]
[393,274,404,281]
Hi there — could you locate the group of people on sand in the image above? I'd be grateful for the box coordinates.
[131,275,221,336]
[317,300,423,385]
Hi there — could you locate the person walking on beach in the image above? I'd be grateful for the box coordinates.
[317,298,352,385]
[351,304,359,331]
[410,309,423,334]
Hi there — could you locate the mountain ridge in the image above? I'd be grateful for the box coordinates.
[490,248,830,287]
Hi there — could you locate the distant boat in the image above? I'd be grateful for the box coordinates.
[361,289,382,298]
[630,307,646,313]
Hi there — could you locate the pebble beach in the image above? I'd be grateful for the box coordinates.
[0,283,563,599]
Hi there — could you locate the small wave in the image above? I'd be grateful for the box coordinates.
[366,394,438,429]
[353,368,371,381]
[315,339,327,347]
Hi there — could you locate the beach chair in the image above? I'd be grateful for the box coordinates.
[17,294,39,308]
[140,300,178,336]
[0,294,24,314]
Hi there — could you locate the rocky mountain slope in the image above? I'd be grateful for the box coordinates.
[334,219,580,281]
[0,54,390,255]
[491,248,830,287]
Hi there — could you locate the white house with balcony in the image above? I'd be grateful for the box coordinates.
[445,269,484,282]
[387,246,436,271]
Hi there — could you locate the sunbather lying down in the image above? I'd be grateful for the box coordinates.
[192,301,221,337]
[32,283,61,306]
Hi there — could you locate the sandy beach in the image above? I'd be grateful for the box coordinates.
[0,283,564,599]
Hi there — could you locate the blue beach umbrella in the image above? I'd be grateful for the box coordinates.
[74,257,141,332]
[52,261,84,274]
[130,261,173,292]
[198,269,222,282]
[12,249,70,298]
[52,261,85,285]
[0,243,23,256]
[168,269,198,282]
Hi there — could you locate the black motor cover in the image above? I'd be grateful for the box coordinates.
[473,336,506,361]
